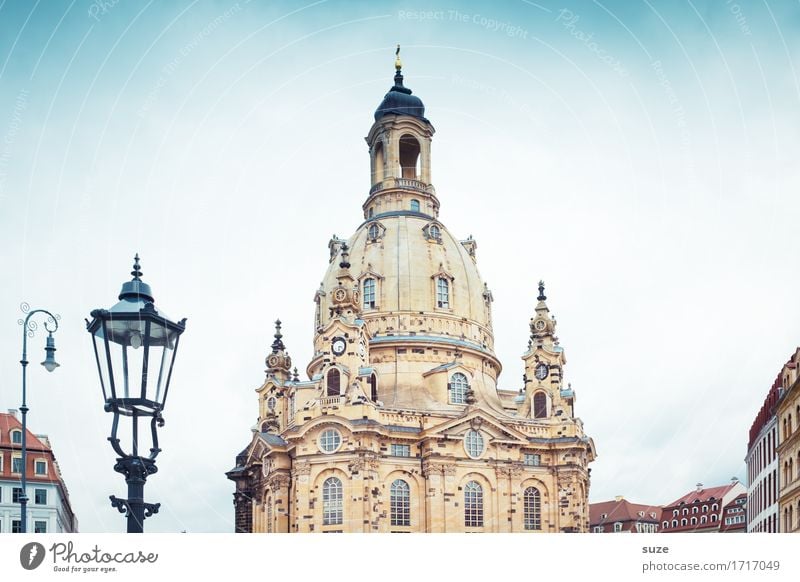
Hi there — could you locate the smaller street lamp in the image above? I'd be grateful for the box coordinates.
[17,304,60,534]
[86,255,186,533]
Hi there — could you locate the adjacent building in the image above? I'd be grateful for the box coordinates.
[746,370,782,532]
[590,496,660,533]
[720,492,747,532]
[227,53,596,533]
[777,348,800,532]
[659,480,746,533]
[0,410,78,533]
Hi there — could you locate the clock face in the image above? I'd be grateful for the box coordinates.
[535,363,549,381]
[534,319,546,331]
[331,337,347,356]
[333,288,347,302]
[267,355,280,368]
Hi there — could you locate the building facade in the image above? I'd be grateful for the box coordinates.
[777,348,800,532]
[746,370,782,532]
[227,54,596,533]
[720,493,747,532]
[0,411,78,533]
[589,496,660,533]
[659,480,746,533]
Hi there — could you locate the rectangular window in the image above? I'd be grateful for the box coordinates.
[12,456,23,474]
[35,460,47,475]
[12,487,23,503]
[593,526,603,532]
[524,453,541,467]
[12,430,22,444]
[391,444,411,457]
[614,522,623,532]
[436,278,450,308]
[34,520,47,534]
[35,489,47,505]
[12,520,21,534]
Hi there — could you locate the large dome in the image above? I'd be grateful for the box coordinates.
[319,214,495,354]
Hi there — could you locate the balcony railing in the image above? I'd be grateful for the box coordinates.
[369,178,434,196]
[319,395,345,408]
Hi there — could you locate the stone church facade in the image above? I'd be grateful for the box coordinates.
[227,52,596,533]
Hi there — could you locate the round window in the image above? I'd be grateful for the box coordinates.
[464,429,485,458]
[319,428,342,454]
[267,397,277,411]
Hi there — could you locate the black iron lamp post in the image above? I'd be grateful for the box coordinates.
[86,255,186,533]
[17,304,60,534]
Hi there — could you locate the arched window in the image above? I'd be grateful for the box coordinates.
[785,508,790,532]
[523,486,542,531]
[682,508,688,515]
[370,374,378,401]
[690,516,697,525]
[327,369,341,397]
[410,199,420,212]
[464,481,483,527]
[390,479,410,527]
[662,521,668,529]
[399,134,420,179]
[711,514,717,522]
[436,277,449,308]
[373,141,385,183]
[681,518,687,526]
[449,372,468,404]
[533,392,547,419]
[692,506,698,514]
[368,223,379,240]
[701,515,707,524]
[323,477,343,525]
[672,509,678,517]
[11,430,22,444]
[711,503,718,512]
[702,505,708,513]
[429,224,441,240]
[671,519,678,527]
[363,278,376,308]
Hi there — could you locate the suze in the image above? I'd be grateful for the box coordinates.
[642,547,670,554]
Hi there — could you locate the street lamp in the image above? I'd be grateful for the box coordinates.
[17,303,60,534]
[86,254,186,533]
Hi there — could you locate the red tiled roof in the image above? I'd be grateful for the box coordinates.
[0,413,51,450]
[590,499,661,525]
[664,484,734,507]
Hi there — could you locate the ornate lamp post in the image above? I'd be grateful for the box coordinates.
[86,255,186,533]
[17,304,60,534]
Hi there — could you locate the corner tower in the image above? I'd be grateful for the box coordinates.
[229,49,596,534]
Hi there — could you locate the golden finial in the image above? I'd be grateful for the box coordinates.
[395,44,402,71]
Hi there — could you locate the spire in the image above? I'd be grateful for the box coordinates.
[271,319,285,353]
[265,318,291,375]
[394,44,405,88]
[339,243,351,269]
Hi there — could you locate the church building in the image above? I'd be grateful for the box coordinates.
[227,50,596,533]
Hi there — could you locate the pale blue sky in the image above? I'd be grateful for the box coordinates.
[1,0,799,532]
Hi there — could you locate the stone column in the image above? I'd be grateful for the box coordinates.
[269,473,292,533]
[291,461,312,533]
[422,462,446,532]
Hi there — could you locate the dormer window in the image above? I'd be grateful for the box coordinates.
[430,224,440,239]
[363,278,376,309]
[410,199,420,212]
[11,429,22,444]
[449,372,468,404]
[436,277,449,308]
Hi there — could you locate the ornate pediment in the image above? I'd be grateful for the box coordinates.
[422,409,529,443]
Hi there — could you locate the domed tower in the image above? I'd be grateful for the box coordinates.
[228,48,595,534]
